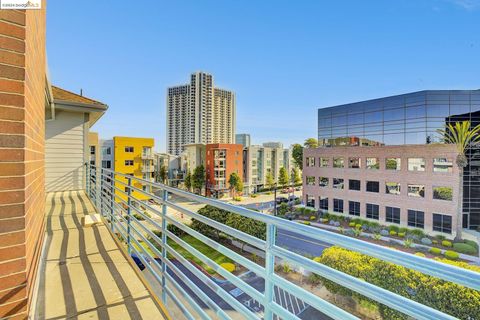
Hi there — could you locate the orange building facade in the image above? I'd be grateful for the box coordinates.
[205,144,244,198]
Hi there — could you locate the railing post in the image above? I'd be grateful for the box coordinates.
[263,223,276,320]
[85,163,89,196]
[100,168,104,216]
[110,171,115,232]
[161,189,168,304]
[95,166,101,210]
[126,176,132,255]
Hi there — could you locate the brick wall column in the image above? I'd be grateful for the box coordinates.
[0,6,46,320]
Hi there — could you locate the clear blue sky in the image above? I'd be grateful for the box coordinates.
[47,0,480,152]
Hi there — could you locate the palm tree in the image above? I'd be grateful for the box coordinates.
[437,121,480,239]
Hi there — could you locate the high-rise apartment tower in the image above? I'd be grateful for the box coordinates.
[167,72,236,155]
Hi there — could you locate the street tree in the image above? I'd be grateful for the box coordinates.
[278,167,289,188]
[265,171,275,190]
[159,165,167,184]
[304,138,319,149]
[192,165,205,195]
[184,170,192,191]
[437,121,480,239]
[291,167,301,185]
[292,143,303,168]
[228,172,243,197]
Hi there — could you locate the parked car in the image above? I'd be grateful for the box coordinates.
[288,195,299,202]
[275,197,289,204]
[131,253,150,271]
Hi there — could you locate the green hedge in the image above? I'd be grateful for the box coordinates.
[315,246,480,320]
[453,243,477,255]
[429,247,441,255]
[442,240,453,247]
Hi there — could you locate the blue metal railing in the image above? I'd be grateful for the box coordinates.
[86,164,478,320]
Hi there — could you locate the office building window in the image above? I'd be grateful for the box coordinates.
[366,157,379,169]
[386,158,401,170]
[385,182,401,195]
[349,157,361,168]
[333,157,344,168]
[319,197,328,211]
[366,203,379,220]
[319,157,329,167]
[90,146,96,155]
[366,181,379,193]
[306,176,315,186]
[102,147,111,156]
[349,201,360,216]
[433,186,453,201]
[333,178,344,189]
[433,158,453,173]
[408,158,425,171]
[125,160,134,166]
[125,146,134,153]
[349,179,361,191]
[306,157,315,167]
[408,184,425,198]
[319,177,329,187]
[408,210,425,229]
[306,195,315,208]
[334,199,344,213]
[386,206,400,224]
[433,213,452,234]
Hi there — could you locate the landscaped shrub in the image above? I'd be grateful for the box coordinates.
[429,247,442,255]
[403,238,413,248]
[399,227,408,234]
[409,229,425,238]
[353,228,362,237]
[420,237,432,245]
[283,263,292,273]
[464,239,479,251]
[167,223,186,238]
[380,229,389,236]
[220,262,236,272]
[315,246,480,320]
[432,239,438,244]
[389,230,397,236]
[233,196,242,201]
[453,243,477,255]
[294,199,301,205]
[310,215,316,221]
[349,222,356,227]
[436,234,447,241]
[298,221,310,225]
[444,250,459,260]
[414,252,426,257]
[333,221,341,227]
[388,225,399,233]
[442,240,453,247]
[355,224,362,229]
[250,194,257,198]
[321,218,328,223]
[373,233,382,240]
[398,232,405,238]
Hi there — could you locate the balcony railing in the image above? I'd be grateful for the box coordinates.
[85,164,479,320]
[142,165,154,173]
[142,153,155,160]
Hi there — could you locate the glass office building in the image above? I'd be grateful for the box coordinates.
[318,90,480,229]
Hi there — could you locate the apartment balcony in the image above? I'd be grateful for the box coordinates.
[34,165,479,320]
[142,153,155,160]
[142,166,154,173]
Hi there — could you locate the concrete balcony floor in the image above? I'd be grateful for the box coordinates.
[35,191,169,320]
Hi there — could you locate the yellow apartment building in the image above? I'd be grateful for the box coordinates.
[113,136,155,202]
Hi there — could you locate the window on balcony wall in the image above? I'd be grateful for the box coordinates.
[386,206,400,224]
[90,146,96,155]
[408,210,424,228]
[433,213,452,234]
[306,157,315,167]
[366,157,379,169]
[408,184,425,198]
[306,176,315,186]
[349,201,360,216]
[408,158,425,171]
[333,157,344,168]
[125,146,134,152]
[433,186,453,201]
[333,178,344,189]
[334,198,344,213]
[349,157,361,168]
[319,157,329,167]
[125,160,134,166]
[319,197,328,211]
[433,158,453,173]
[349,179,361,191]
[366,181,379,193]
[366,203,379,220]
[386,182,401,195]
[386,158,401,170]
[319,177,329,187]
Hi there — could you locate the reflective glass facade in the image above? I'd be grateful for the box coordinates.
[318,90,480,229]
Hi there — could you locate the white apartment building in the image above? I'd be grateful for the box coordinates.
[243,142,293,193]
[167,72,236,155]
[100,139,114,169]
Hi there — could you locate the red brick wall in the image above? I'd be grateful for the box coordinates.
[0,6,46,320]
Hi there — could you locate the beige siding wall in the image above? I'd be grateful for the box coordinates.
[45,110,86,192]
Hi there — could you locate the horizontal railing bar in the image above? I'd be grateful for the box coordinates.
[166,230,266,304]
[271,274,358,320]
[164,243,259,320]
[165,199,265,250]
[165,215,266,276]
[272,246,457,320]
[269,301,301,320]
[164,285,197,320]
